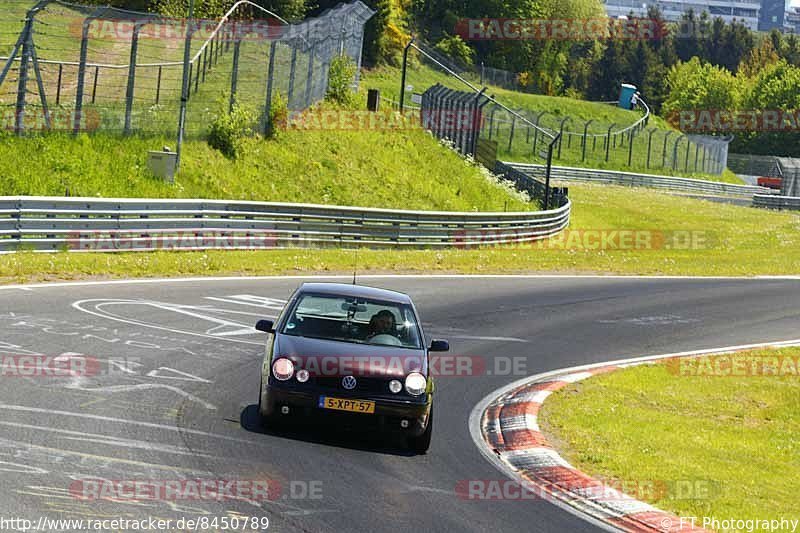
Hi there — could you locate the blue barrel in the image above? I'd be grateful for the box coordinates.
[618,84,637,110]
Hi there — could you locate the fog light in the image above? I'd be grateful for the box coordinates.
[296,369,310,383]
[281,406,290,415]
[388,379,402,393]
[400,419,409,428]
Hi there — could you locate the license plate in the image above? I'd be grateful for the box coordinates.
[318,396,375,414]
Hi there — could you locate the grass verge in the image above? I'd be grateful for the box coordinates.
[0,130,529,212]
[361,64,741,184]
[538,349,800,522]
[2,183,799,284]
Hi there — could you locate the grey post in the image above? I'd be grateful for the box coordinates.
[74,8,103,135]
[263,40,278,136]
[662,131,673,168]
[176,0,195,171]
[646,128,657,168]
[229,34,241,113]
[582,119,594,162]
[287,40,298,105]
[605,123,616,162]
[124,22,144,135]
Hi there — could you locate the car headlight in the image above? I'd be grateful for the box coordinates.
[272,358,294,381]
[296,369,310,383]
[388,379,402,394]
[404,372,426,396]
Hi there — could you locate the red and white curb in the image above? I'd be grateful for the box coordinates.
[469,338,800,533]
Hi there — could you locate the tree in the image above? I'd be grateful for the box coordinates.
[662,57,742,129]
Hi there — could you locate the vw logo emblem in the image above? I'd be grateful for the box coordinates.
[342,376,357,390]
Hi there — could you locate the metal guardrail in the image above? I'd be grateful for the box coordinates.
[753,194,800,210]
[506,162,775,198]
[0,196,571,252]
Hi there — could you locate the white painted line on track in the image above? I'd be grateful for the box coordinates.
[469,336,800,532]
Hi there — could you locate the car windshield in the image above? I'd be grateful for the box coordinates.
[280,293,423,349]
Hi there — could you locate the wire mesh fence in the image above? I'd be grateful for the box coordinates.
[388,40,731,176]
[0,0,373,137]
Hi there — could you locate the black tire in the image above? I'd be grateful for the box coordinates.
[408,407,433,454]
[257,379,276,428]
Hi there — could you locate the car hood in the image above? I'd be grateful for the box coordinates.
[275,334,427,378]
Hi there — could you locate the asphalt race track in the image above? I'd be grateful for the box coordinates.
[1,275,799,533]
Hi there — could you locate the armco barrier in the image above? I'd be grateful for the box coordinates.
[753,194,800,210]
[506,162,775,198]
[0,196,570,252]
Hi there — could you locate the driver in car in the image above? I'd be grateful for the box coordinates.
[367,310,397,341]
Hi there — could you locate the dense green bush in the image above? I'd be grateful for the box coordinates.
[325,56,358,106]
[207,103,257,159]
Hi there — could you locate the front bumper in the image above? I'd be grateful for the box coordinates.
[260,383,432,436]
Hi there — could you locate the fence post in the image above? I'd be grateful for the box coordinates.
[662,131,673,168]
[304,42,316,107]
[627,128,635,167]
[175,0,195,171]
[605,123,615,162]
[287,41,298,105]
[684,139,692,171]
[263,40,278,136]
[471,90,488,156]
[14,26,33,135]
[507,113,516,154]
[646,128,656,169]
[672,135,685,171]
[155,65,162,104]
[582,119,594,162]
[557,117,569,159]
[533,111,547,155]
[488,106,497,140]
[544,134,560,211]
[399,37,414,113]
[124,23,142,135]
[55,63,63,105]
[229,36,241,113]
[74,11,99,135]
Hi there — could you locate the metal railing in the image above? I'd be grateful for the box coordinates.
[506,162,775,198]
[753,194,800,210]
[0,196,571,252]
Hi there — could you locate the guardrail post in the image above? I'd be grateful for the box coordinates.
[124,23,143,135]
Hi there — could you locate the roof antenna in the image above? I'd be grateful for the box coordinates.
[352,247,358,285]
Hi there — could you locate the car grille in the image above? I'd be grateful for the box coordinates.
[312,376,391,395]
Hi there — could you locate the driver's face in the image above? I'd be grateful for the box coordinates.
[375,315,393,333]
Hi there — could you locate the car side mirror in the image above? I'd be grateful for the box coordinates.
[255,319,274,333]
[429,339,449,352]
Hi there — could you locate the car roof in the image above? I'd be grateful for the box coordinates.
[298,282,413,304]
